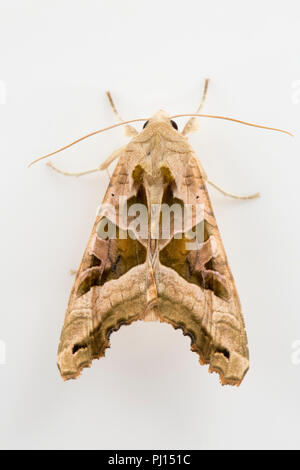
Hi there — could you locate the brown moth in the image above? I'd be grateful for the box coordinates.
[30,82,292,385]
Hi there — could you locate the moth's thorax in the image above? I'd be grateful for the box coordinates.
[127,119,187,210]
[133,117,186,178]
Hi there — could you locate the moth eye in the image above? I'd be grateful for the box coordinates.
[170,120,178,130]
[143,120,149,129]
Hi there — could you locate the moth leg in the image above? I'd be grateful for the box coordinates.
[47,162,100,177]
[70,269,77,276]
[194,155,259,199]
[106,90,138,137]
[182,78,210,136]
[207,179,260,200]
[47,146,125,176]
[98,146,125,171]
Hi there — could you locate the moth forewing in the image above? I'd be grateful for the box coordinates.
[57,113,249,386]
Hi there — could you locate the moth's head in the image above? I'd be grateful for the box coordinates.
[143,109,178,131]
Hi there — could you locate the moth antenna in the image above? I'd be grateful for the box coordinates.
[28,118,147,167]
[173,113,293,137]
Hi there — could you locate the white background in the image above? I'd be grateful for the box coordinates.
[1,0,300,450]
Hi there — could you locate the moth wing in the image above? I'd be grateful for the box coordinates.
[157,153,249,386]
[57,150,148,380]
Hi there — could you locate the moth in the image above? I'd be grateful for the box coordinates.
[30,80,291,385]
